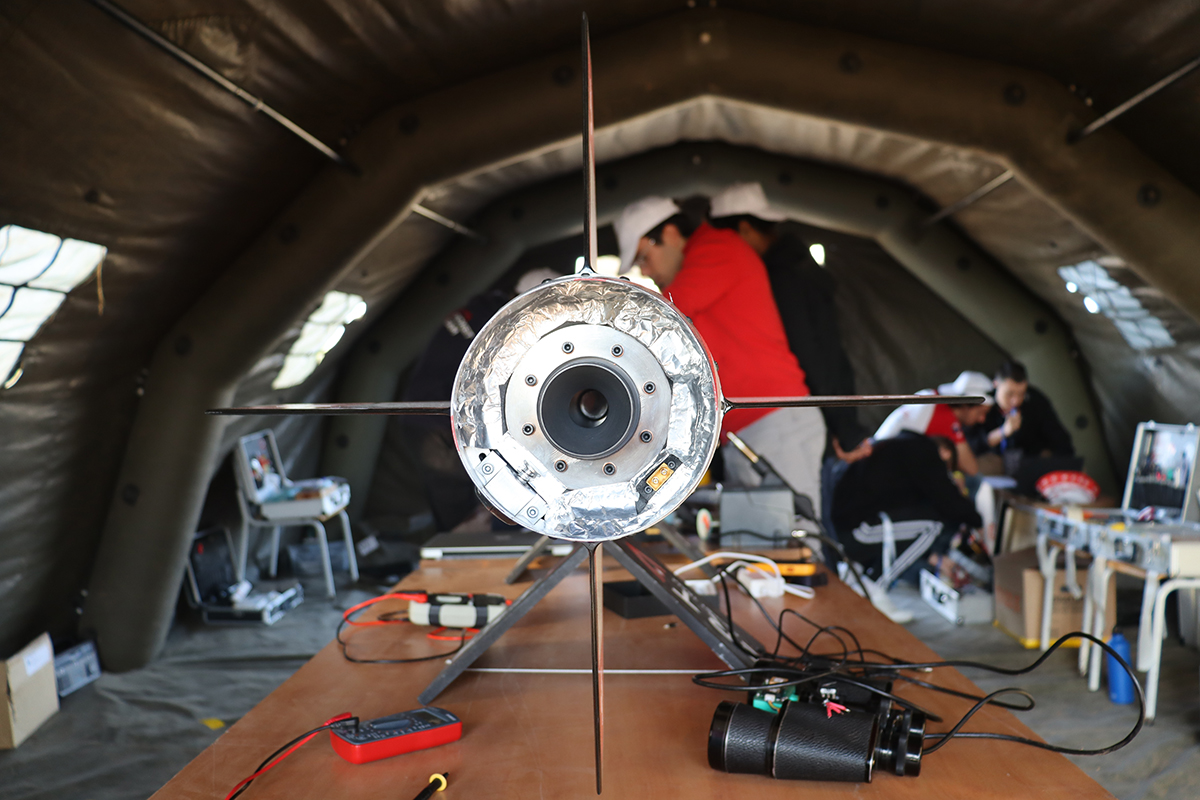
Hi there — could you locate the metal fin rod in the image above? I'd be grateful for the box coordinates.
[1072,53,1200,142]
[722,393,986,411]
[412,204,487,242]
[923,170,1014,226]
[207,395,985,417]
[586,541,605,795]
[206,401,451,416]
[580,13,599,274]
[581,20,604,791]
[86,0,356,172]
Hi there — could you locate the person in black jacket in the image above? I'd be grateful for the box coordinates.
[709,182,871,462]
[966,359,1075,466]
[829,431,983,575]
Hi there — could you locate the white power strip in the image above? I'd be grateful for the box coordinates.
[736,567,785,598]
[677,552,811,599]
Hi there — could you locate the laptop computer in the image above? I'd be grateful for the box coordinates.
[419,530,575,560]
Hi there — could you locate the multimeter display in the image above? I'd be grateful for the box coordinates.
[330,707,462,764]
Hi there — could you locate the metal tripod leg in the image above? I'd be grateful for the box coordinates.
[607,539,762,668]
[505,534,556,584]
[655,521,714,577]
[419,545,588,705]
[418,539,762,705]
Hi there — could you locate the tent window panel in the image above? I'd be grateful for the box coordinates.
[308,291,367,325]
[0,287,66,341]
[0,225,62,286]
[0,225,107,390]
[1058,261,1176,351]
[288,321,347,356]
[28,239,107,292]
[0,341,22,385]
[271,290,367,390]
[273,353,322,390]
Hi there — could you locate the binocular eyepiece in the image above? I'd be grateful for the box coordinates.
[708,699,925,783]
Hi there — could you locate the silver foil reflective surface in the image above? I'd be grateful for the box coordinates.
[451,275,721,542]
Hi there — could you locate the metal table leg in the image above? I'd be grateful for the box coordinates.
[310,519,335,599]
[339,510,359,582]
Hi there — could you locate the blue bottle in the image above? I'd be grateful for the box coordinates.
[1106,629,1135,705]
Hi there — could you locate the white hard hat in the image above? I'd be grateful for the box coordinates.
[938,371,995,404]
[615,196,682,274]
[709,182,788,223]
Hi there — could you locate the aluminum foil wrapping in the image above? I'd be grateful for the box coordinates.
[451,275,721,542]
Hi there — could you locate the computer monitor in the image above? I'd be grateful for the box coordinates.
[1121,422,1200,524]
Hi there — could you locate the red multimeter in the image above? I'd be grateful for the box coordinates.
[330,707,462,765]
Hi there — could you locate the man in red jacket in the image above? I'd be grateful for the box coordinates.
[615,196,827,514]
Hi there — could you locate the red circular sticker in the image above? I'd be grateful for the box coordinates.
[1035,470,1099,505]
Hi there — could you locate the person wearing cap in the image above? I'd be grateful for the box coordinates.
[708,182,871,464]
[966,359,1075,463]
[614,196,828,515]
[872,371,995,476]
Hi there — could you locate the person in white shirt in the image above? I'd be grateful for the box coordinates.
[874,371,993,476]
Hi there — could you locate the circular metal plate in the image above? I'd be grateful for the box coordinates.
[451,275,721,542]
[504,325,671,490]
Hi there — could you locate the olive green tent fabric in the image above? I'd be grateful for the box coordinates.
[1,1,1199,660]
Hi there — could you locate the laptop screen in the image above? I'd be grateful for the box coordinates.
[1124,424,1198,519]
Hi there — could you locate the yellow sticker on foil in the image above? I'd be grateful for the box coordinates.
[647,462,675,491]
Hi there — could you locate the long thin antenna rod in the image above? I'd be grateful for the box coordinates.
[580,14,599,273]
[722,393,986,411]
[206,394,985,417]
[86,0,356,172]
[579,21,604,792]
[205,401,451,416]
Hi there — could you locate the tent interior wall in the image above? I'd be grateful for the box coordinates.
[1,1,1199,670]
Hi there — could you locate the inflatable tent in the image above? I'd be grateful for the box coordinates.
[1,2,1197,671]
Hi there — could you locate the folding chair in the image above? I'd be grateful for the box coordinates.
[232,429,358,598]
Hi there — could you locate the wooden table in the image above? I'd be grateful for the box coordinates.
[152,549,1116,799]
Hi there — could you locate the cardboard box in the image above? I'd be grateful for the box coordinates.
[2,633,59,748]
[993,547,1116,649]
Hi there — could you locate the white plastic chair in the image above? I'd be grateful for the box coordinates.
[232,429,358,598]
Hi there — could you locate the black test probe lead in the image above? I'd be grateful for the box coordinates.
[336,591,473,664]
[411,773,450,799]
[225,714,359,800]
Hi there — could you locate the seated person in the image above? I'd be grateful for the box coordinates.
[872,371,994,476]
[966,360,1075,465]
[614,195,827,514]
[830,431,983,578]
[708,182,871,463]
